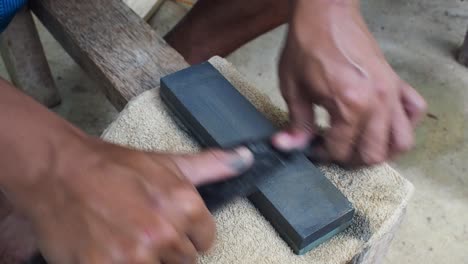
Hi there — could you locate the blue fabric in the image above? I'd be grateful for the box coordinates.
[0,0,28,33]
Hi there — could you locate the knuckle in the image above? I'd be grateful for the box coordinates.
[181,194,205,220]
[374,84,390,101]
[340,88,369,112]
[394,135,415,153]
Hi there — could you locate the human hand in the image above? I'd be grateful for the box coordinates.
[273,0,427,167]
[15,138,253,264]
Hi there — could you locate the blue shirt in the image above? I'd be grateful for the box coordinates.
[0,0,28,32]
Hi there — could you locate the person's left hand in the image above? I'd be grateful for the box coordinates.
[273,0,427,167]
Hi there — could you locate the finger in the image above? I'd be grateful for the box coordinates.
[161,188,215,252]
[171,147,254,186]
[276,75,316,151]
[389,101,414,158]
[401,84,427,127]
[356,104,391,166]
[320,80,373,164]
[323,114,362,164]
[153,224,197,264]
[272,123,313,152]
[185,205,215,253]
[159,236,197,264]
[278,100,316,150]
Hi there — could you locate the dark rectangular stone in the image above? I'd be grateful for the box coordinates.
[160,62,354,255]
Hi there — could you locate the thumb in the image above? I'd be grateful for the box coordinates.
[171,147,254,186]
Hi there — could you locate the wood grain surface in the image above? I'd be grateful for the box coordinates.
[30,0,189,110]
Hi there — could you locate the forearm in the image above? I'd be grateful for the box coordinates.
[0,78,86,202]
[165,0,289,64]
[286,0,369,48]
[290,0,359,10]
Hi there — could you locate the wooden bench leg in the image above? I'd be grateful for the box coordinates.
[458,26,468,67]
[0,6,61,107]
[30,0,188,111]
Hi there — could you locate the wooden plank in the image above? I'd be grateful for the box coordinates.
[30,0,189,110]
[123,0,165,20]
[0,6,61,107]
[458,26,468,67]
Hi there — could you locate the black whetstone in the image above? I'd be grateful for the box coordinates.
[160,62,355,255]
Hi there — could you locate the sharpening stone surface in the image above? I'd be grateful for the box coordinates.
[160,62,355,254]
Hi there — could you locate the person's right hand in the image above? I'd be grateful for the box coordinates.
[15,138,253,264]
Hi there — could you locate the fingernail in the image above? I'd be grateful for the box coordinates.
[274,131,311,151]
[228,147,254,173]
[273,133,294,150]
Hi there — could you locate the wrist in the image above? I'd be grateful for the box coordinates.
[0,79,99,216]
[0,107,91,214]
[287,0,362,46]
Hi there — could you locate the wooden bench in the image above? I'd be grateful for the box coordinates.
[1,0,181,109]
